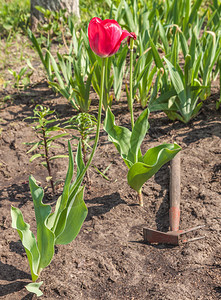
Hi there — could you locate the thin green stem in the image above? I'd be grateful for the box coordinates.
[129,38,135,129]
[138,189,143,207]
[69,57,106,198]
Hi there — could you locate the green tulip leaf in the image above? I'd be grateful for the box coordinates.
[49,141,74,233]
[127,108,149,164]
[11,206,40,281]
[75,141,85,183]
[164,57,186,106]
[25,281,43,297]
[29,176,54,272]
[127,143,181,192]
[58,141,74,213]
[55,186,88,245]
[69,140,86,207]
[104,107,132,167]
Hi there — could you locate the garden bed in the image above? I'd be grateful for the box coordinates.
[0,77,220,299]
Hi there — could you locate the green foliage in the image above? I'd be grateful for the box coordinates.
[148,30,209,123]
[11,142,88,296]
[8,66,33,89]
[128,143,181,192]
[47,25,97,112]
[11,205,40,282]
[0,0,30,37]
[64,112,97,165]
[133,47,156,108]
[25,281,43,297]
[80,0,110,23]
[35,6,71,41]
[27,28,55,83]
[104,107,181,194]
[112,45,128,101]
[198,30,221,100]
[24,105,68,192]
[48,49,94,112]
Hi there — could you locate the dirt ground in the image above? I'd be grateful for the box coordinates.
[0,50,221,299]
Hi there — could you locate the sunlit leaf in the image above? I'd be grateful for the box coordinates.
[25,281,43,297]
[29,176,54,272]
[127,143,181,192]
[11,206,40,281]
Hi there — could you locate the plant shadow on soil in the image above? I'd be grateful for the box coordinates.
[85,192,126,221]
[0,261,31,298]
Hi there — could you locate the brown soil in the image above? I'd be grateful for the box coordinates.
[0,46,221,299]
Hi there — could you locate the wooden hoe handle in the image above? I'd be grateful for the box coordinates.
[169,152,181,232]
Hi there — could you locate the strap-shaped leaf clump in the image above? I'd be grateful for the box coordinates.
[11,140,88,296]
[127,143,181,192]
[104,107,149,168]
[104,107,181,200]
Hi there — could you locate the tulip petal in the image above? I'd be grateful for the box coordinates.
[109,30,134,56]
[88,18,109,57]
[88,17,135,57]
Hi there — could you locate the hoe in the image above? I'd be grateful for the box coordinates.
[143,152,205,245]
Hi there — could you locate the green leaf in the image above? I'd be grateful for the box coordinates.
[103,107,132,167]
[27,141,42,154]
[127,143,181,192]
[25,281,43,297]
[149,89,178,112]
[113,46,128,101]
[3,23,13,31]
[179,31,188,58]
[127,108,149,164]
[164,57,185,98]
[188,0,203,26]
[47,50,65,89]
[92,164,110,181]
[29,153,44,162]
[51,141,74,234]
[184,54,192,87]
[123,0,136,34]
[75,141,85,182]
[55,186,88,245]
[163,57,187,115]
[29,176,54,272]
[11,206,40,281]
[49,155,69,161]
[149,34,164,69]
[158,21,169,54]
[171,31,179,67]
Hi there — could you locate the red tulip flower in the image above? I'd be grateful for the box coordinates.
[88,17,135,57]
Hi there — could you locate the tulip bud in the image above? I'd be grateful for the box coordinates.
[88,17,135,57]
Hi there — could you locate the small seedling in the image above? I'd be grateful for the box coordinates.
[24,105,68,193]
[8,66,33,89]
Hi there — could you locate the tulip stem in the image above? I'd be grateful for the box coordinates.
[69,58,106,197]
[104,57,108,110]
[129,38,135,129]
[138,189,143,207]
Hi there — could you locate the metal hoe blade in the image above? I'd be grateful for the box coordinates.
[143,225,205,246]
